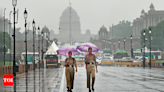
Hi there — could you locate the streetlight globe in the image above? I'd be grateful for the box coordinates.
[12,0,17,7]
[131,35,133,39]
[143,32,145,36]
[149,30,151,34]
[24,8,27,19]
[32,19,35,27]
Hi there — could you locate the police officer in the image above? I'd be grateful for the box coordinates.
[65,51,77,92]
[85,47,98,92]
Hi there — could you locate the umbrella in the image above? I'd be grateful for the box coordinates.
[76,42,99,52]
[57,47,80,57]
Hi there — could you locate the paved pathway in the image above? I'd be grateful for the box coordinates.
[62,66,164,92]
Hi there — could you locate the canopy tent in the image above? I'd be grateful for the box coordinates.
[104,48,110,51]
[116,50,127,54]
[45,41,59,55]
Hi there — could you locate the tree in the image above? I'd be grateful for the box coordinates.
[113,20,133,38]
[140,20,164,51]
[0,31,11,52]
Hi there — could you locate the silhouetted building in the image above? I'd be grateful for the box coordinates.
[52,6,94,43]
[99,25,109,40]
[133,3,164,37]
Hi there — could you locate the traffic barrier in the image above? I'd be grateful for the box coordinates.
[101,62,112,65]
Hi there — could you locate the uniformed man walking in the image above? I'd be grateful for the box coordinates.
[65,51,78,92]
[85,47,98,92]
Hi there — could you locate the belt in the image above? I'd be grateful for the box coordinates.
[66,65,74,67]
[87,62,94,65]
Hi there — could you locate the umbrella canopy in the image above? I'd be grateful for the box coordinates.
[116,50,127,54]
[57,47,80,57]
[104,48,110,51]
[76,42,99,52]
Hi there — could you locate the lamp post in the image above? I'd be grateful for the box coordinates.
[114,41,115,53]
[124,37,126,50]
[46,32,50,51]
[9,11,12,66]
[32,19,36,92]
[131,35,133,58]
[12,0,17,91]
[143,30,146,68]
[41,32,44,68]
[32,19,36,70]
[38,26,40,69]
[149,28,152,68]
[37,26,41,92]
[118,39,120,50]
[109,41,111,50]
[24,8,28,92]
[3,8,6,66]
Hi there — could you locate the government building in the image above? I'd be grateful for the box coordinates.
[52,6,94,43]
[133,3,164,37]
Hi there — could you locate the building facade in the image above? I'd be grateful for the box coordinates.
[52,6,94,43]
[133,3,164,37]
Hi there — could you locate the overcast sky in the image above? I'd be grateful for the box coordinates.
[0,0,164,34]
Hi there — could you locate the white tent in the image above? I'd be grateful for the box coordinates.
[45,41,59,55]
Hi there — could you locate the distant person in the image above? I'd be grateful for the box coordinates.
[85,47,98,92]
[65,51,78,92]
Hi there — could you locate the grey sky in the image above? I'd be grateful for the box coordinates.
[0,0,164,34]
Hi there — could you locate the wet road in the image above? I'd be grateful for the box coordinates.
[3,67,63,92]
[2,66,164,92]
[62,66,164,92]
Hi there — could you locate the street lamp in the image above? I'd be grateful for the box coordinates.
[46,32,50,51]
[118,39,120,50]
[9,11,12,66]
[12,0,17,7]
[38,26,40,69]
[41,31,44,68]
[3,8,6,66]
[131,35,133,58]
[32,19,36,70]
[124,37,126,50]
[32,19,36,91]
[143,30,146,68]
[24,8,28,92]
[114,41,116,53]
[12,0,17,91]
[149,28,152,68]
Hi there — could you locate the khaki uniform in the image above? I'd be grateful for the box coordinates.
[86,54,95,88]
[65,58,75,89]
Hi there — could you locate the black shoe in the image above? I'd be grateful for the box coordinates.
[70,89,72,92]
[92,86,94,91]
[89,88,91,92]
[67,87,70,91]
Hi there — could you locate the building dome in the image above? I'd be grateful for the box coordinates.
[42,26,49,33]
[150,3,155,10]
[62,7,78,15]
[99,25,107,32]
[85,29,91,35]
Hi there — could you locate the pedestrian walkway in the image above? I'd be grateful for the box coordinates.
[3,68,63,92]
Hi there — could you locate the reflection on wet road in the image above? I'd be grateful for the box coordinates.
[3,68,63,92]
[63,66,164,92]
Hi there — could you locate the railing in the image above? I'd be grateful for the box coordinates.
[3,63,40,74]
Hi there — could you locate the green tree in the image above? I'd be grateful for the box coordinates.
[113,20,133,38]
[140,21,164,51]
[0,31,11,52]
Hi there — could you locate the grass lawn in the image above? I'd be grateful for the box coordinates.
[156,60,164,64]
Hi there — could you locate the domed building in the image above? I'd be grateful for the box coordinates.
[99,25,109,40]
[53,6,94,43]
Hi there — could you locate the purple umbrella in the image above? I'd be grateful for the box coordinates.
[57,47,80,57]
[76,42,99,52]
